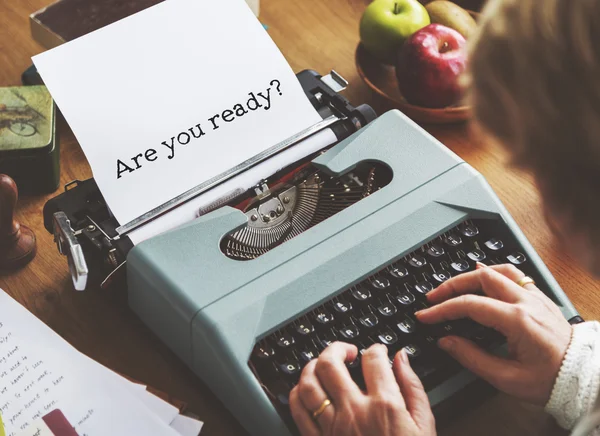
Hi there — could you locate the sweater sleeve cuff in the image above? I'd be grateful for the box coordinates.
[545,321,600,430]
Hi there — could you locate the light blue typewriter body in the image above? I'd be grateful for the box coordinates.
[127,110,578,436]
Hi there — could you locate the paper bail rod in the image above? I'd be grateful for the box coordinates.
[115,114,344,237]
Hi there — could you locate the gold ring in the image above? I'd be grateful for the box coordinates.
[517,276,535,288]
[312,399,332,419]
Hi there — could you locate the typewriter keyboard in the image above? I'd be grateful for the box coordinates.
[249,218,549,427]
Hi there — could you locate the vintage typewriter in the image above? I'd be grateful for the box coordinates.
[44,71,582,436]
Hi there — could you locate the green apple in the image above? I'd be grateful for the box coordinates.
[360,0,430,64]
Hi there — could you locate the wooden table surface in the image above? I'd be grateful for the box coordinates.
[1,0,598,435]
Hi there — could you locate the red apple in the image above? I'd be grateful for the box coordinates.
[396,23,467,108]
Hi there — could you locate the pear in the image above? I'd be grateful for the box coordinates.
[424,1,477,39]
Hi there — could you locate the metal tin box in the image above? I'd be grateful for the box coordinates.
[0,85,59,194]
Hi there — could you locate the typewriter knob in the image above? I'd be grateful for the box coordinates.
[0,174,36,270]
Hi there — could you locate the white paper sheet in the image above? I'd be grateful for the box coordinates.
[63,354,201,435]
[92,368,180,426]
[33,0,323,226]
[0,307,182,429]
[2,304,199,434]
[0,290,180,436]
[132,387,180,426]
[169,415,204,436]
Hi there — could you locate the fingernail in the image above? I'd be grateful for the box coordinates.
[476,262,487,269]
[400,349,410,365]
[438,337,455,350]
[414,309,427,317]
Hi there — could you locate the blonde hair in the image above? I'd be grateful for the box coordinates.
[465,0,600,248]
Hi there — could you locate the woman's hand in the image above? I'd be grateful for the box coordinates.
[416,263,573,405]
[289,342,436,436]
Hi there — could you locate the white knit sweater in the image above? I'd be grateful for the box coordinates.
[545,321,600,435]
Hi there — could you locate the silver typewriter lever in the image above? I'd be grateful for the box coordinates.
[52,211,89,291]
[320,70,348,93]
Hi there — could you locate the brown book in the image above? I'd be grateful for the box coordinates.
[30,0,260,49]
[30,0,164,49]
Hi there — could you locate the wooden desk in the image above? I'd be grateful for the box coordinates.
[1,1,598,434]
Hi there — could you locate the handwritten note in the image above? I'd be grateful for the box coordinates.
[33,0,323,225]
[0,290,180,436]
[0,328,60,434]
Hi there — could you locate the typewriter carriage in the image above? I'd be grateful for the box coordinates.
[44,70,376,290]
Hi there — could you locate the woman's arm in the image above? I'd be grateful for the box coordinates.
[546,321,600,434]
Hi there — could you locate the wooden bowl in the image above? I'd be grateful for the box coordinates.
[356,44,470,124]
[356,9,479,124]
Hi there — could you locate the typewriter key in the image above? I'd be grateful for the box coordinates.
[388,264,410,280]
[397,317,416,335]
[396,289,416,306]
[276,332,295,348]
[485,238,504,251]
[318,330,338,349]
[339,325,360,340]
[467,249,486,262]
[295,321,314,336]
[507,252,526,265]
[444,233,462,247]
[427,244,445,257]
[333,299,352,313]
[403,344,421,358]
[450,259,470,272]
[314,309,334,325]
[432,270,452,283]
[351,286,371,301]
[369,276,391,290]
[460,223,479,237]
[359,314,379,328]
[378,330,398,345]
[414,281,434,294]
[299,346,320,363]
[346,357,360,368]
[408,255,427,268]
[377,302,397,317]
[254,344,275,360]
[278,361,301,376]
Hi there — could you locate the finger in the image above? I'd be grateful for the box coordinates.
[297,360,335,430]
[477,262,524,280]
[482,264,562,318]
[361,344,403,401]
[393,350,435,430]
[416,294,514,333]
[427,266,523,304]
[314,342,361,403]
[438,335,521,389]
[314,342,362,403]
[482,263,541,292]
[289,386,320,436]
